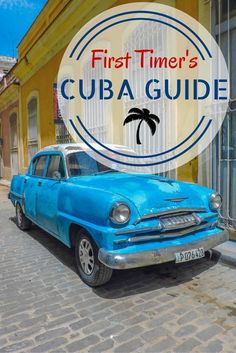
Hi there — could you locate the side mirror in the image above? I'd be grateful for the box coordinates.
[52,171,62,181]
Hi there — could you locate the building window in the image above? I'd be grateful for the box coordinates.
[82,53,108,143]
[123,22,172,175]
[53,82,73,144]
[9,112,19,176]
[28,97,38,161]
[55,123,73,144]
[10,113,17,149]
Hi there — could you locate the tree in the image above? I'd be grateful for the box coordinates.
[123,108,160,145]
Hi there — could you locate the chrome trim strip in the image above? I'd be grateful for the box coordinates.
[9,191,22,199]
[164,197,188,202]
[99,229,229,269]
[143,208,207,218]
[134,208,206,225]
[116,224,162,236]
[115,223,215,244]
[116,212,210,236]
[202,213,217,219]
[127,223,216,243]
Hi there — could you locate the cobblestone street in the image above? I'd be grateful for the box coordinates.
[0,185,236,353]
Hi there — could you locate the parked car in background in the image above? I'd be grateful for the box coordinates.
[9,144,229,286]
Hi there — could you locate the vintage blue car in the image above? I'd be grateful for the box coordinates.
[9,144,229,286]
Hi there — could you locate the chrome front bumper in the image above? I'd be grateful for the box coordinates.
[98,229,229,270]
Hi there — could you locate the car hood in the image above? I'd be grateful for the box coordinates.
[69,173,210,217]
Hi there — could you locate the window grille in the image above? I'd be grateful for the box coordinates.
[27,97,38,161]
[123,21,174,175]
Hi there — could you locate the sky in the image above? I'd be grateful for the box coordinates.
[0,0,48,58]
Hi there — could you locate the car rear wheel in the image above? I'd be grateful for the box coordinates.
[16,203,32,231]
[75,231,113,287]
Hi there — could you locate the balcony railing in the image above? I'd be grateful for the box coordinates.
[0,72,17,94]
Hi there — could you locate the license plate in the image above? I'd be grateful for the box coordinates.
[175,247,205,263]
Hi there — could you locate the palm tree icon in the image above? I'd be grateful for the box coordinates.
[123,108,160,145]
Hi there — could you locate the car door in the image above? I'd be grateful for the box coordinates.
[36,153,66,237]
[24,154,48,221]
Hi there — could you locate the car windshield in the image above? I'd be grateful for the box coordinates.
[67,151,118,176]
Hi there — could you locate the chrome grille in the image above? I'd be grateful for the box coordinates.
[160,214,197,230]
[134,208,206,225]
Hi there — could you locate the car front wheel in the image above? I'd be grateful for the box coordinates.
[16,203,32,231]
[75,231,113,287]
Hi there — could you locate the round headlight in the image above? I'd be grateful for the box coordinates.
[110,203,131,224]
[210,193,222,210]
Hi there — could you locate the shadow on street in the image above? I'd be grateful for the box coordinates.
[10,216,220,299]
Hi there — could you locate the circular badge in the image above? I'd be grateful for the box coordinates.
[57,2,229,174]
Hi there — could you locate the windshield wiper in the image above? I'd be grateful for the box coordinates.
[94,170,120,175]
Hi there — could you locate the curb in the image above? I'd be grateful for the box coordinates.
[213,241,236,268]
[0,179,10,187]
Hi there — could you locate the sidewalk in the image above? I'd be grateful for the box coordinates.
[214,240,236,268]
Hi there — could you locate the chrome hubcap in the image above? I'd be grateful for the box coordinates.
[79,239,94,275]
[16,205,22,225]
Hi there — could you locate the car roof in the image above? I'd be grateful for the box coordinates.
[40,143,135,155]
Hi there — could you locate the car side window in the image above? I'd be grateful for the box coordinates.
[46,155,65,179]
[32,155,47,176]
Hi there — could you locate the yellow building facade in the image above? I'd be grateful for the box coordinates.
[1,0,210,179]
